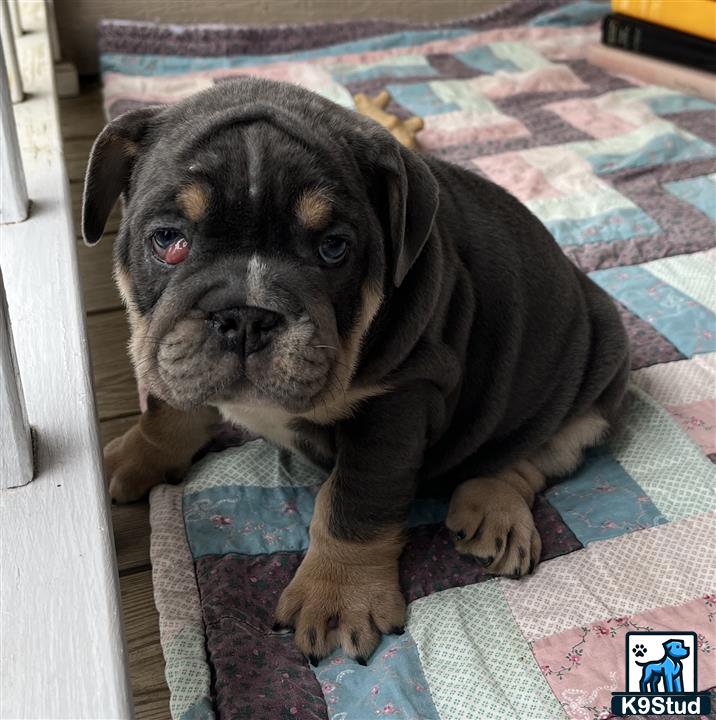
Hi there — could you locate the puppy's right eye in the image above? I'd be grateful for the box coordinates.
[150,229,190,265]
[318,235,348,266]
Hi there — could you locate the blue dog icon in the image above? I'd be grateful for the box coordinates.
[637,639,690,693]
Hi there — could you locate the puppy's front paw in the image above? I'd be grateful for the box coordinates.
[104,425,187,503]
[446,477,541,578]
[274,548,406,665]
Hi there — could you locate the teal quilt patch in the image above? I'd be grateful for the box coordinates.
[314,632,439,719]
[545,446,667,545]
[590,265,716,357]
[664,174,716,222]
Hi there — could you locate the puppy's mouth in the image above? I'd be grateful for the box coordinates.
[144,308,336,412]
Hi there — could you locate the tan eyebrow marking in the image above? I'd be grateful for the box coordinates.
[295,187,333,230]
[177,182,210,222]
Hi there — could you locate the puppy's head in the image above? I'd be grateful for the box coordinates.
[83,79,438,414]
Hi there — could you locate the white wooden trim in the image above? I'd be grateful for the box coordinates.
[0,4,24,103]
[7,0,23,38]
[0,7,133,718]
[0,41,28,222]
[0,266,34,488]
[44,0,61,62]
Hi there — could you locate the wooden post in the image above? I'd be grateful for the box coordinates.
[0,266,34,488]
[0,40,28,223]
[0,3,24,103]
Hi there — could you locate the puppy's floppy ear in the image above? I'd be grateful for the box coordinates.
[382,143,439,287]
[82,106,164,246]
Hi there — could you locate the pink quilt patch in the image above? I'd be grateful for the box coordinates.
[546,98,638,139]
[476,152,563,202]
[481,64,588,99]
[420,112,528,149]
[667,399,716,455]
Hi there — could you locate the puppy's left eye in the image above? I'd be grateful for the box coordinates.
[150,229,190,265]
[318,235,348,265]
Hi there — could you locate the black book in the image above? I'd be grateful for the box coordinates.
[602,13,716,73]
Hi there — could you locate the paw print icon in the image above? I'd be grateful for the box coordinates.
[632,643,647,658]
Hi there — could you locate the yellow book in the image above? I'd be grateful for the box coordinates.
[612,0,716,41]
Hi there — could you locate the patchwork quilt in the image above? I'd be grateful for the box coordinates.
[99,1,716,718]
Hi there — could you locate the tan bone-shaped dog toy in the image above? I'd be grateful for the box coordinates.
[353,90,424,149]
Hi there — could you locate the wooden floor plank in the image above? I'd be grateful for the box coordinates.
[120,571,171,720]
[59,85,106,140]
[114,502,152,574]
[63,135,93,183]
[87,309,140,420]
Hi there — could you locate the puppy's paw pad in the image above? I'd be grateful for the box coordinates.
[275,551,405,664]
[446,477,541,578]
[632,644,647,658]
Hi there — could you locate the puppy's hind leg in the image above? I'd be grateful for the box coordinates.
[529,410,609,479]
[446,409,610,577]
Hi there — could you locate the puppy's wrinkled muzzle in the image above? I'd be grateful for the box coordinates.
[208,306,285,358]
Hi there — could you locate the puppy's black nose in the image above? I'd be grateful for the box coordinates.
[208,306,284,356]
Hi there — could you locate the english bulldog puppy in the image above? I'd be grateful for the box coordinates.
[83,78,629,664]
